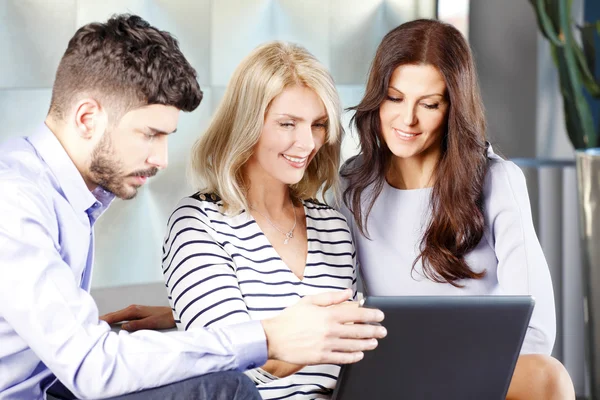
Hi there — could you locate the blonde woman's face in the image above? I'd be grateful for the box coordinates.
[247,85,328,186]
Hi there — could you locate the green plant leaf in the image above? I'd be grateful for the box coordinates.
[597,109,600,144]
[546,0,562,35]
[555,43,597,148]
[578,22,600,97]
[560,0,597,147]
[554,47,588,148]
[580,23,596,74]
[573,40,600,97]
[529,0,564,46]
[533,0,599,148]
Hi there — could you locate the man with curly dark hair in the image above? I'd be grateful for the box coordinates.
[0,14,386,400]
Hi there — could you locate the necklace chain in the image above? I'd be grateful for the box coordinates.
[250,200,297,244]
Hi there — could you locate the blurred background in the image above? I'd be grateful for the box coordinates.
[0,0,597,397]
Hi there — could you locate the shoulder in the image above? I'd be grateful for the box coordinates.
[0,173,55,232]
[168,192,227,227]
[485,152,527,195]
[303,199,352,233]
[483,148,531,219]
[0,139,53,212]
[304,197,334,210]
[0,137,48,190]
[190,192,223,204]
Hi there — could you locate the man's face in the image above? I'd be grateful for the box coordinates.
[88,104,179,199]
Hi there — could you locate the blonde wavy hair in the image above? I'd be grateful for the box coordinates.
[191,41,343,213]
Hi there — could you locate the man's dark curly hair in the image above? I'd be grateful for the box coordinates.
[49,14,202,121]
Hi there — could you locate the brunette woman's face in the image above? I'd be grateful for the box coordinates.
[379,64,449,162]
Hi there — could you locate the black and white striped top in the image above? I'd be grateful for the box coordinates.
[162,193,357,400]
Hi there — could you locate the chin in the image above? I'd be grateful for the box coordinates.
[387,147,414,160]
[120,192,138,200]
[113,185,139,200]
[278,172,305,186]
[386,139,423,157]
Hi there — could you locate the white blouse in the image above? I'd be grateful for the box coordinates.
[340,147,556,355]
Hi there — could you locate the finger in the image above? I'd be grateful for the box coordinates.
[121,321,137,332]
[328,337,379,354]
[304,289,352,307]
[100,305,144,324]
[99,311,127,324]
[328,303,385,324]
[331,322,387,340]
[319,351,364,365]
[128,315,175,331]
[99,313,114,323]
[121,317,151,332]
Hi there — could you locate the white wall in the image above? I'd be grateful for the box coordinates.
[0,0,436,288]
[468,0,539,159]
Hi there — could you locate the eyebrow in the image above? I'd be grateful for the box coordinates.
[147,127,177,135]
[276,113,328,122]
[388,85,444,99]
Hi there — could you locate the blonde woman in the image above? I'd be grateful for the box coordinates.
[161,41,355,399]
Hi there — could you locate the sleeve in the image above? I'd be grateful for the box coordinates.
[162,199,278,384]
[484,161,556,355]
[337,191,366,297]
[349,222,359,301]
[0,181,267,399]
[162,200,252,331]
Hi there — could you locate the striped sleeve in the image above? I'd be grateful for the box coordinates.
[162,198,251,331]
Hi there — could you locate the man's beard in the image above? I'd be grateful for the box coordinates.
[89,133,158,200]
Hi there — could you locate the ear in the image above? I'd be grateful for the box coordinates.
[74,98,107,140]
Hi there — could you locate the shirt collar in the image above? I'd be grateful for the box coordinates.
[27,124,115,214]
[486,142,501,161]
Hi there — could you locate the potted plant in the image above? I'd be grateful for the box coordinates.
[529,0,600,397]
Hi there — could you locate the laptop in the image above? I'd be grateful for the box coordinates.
[331,295,534,400]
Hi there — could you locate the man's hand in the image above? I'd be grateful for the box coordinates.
[261,360,305,378]
[261,289,386,366]
[99,305,176,332]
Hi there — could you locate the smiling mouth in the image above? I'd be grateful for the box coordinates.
[393,128,421,138]
[282,154,309,164]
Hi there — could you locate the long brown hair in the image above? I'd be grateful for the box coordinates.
[342,19,489,286]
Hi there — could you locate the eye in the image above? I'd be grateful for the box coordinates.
[422,103,440,110]
[312,122,328,130]
[386,95,403,103]
[278,121,295,128]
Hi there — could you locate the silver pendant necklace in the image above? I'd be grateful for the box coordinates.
[250,200,297,244]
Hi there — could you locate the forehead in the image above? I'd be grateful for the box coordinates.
[267,85,326,118]
[117,104,180,132]
[389,64,446,95]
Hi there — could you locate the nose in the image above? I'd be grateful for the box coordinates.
[147,137,168,170]
[402,102,418,127]
[295,124,316,152]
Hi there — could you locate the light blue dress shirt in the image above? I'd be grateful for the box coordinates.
[0,125,267,400]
